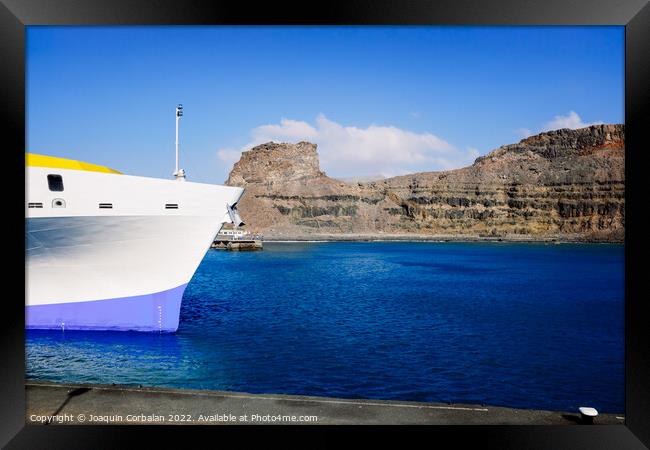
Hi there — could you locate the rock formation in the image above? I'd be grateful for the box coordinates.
[225,124,624,242]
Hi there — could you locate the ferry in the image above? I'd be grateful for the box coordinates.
[25,105,245,332]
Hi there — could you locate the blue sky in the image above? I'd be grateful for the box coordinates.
[27,26,624,183]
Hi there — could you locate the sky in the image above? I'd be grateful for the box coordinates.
[27,26,624,183]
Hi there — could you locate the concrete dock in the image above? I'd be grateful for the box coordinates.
[25,382,625,425]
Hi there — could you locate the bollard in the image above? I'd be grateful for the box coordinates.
[578,407,598,424]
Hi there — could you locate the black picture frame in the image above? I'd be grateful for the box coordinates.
[3,0,649,448]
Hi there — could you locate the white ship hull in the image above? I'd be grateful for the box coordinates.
[26,161,244,332]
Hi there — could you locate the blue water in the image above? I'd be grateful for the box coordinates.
[26,242,625,413]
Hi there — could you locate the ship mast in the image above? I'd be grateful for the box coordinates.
[174,104,186,181]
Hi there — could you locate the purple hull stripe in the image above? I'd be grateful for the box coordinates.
[26,284,188,332]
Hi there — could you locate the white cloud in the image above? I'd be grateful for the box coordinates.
[541,111,603,132]
[515,111,603,140]
[218,114,479,178]
[216,149,242,166]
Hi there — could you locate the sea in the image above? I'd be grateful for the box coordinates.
[26,242,625,413]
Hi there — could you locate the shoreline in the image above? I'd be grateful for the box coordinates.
[25,381,625,425]
[261,234,624,244]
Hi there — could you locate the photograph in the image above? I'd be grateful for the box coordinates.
[2,0,648,446]
[22,24,628,428]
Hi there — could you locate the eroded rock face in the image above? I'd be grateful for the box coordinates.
[226,141,324,186]
[225,124,624,241]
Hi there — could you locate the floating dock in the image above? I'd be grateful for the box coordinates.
[25,382,624,425]
[211,239,263,251]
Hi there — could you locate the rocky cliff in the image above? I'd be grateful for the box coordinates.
[225,124,625,242]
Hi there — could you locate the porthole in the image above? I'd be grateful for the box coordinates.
[52,198,66,208]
